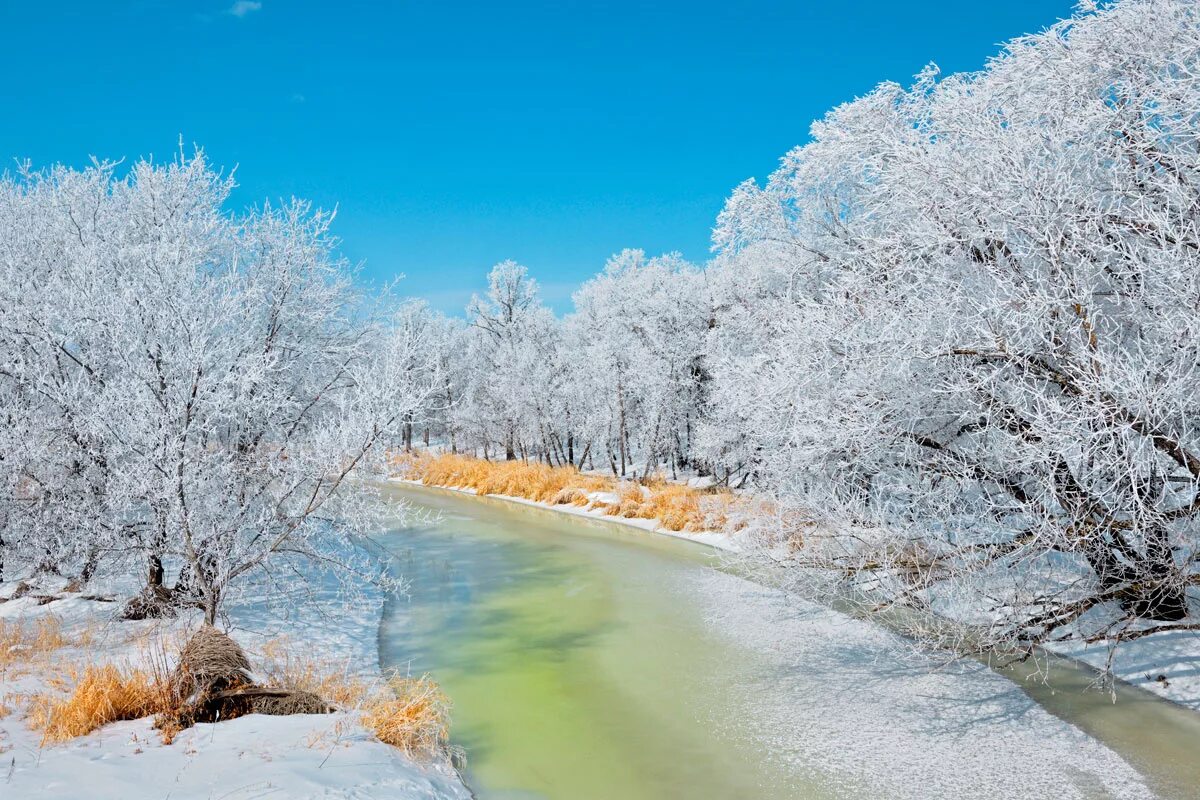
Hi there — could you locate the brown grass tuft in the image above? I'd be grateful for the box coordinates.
[11,626,454,760]
[259,637,449,758]
[0,616,68,670]
[397,452,610,505]
[549,487,590,506]
[258,636,370,709]
[361,675,450,757]
[28,664,171,743]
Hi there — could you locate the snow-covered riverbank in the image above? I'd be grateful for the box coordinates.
[1048,626,1200,712]
[0,575,472,800]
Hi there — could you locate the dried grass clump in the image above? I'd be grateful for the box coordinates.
[250,690,331,716]
[0,616,69,671]
[28,664,169,743]
[154,626,260,737]
[15,624,454,760]
[400,452,734,534]
[399,452,612,505]
[361,675,450,757]
[171,625,252,702]
[651,485,703,531]
[259,639,451,758]
[549,487,590,506]
[605,481,648,519]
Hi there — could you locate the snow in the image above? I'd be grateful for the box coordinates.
[685,568,1158,800]
[1049,623,1200,712]
[4,714,465,800]
[0,577,472,800]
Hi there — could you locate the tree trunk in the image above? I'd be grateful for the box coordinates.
[1082,529,1188,622]
[617,379,627,478]
[203,588,220,626]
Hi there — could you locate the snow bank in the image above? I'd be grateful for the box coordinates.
[0,577,472,800]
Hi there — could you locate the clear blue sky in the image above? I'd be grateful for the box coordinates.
[1,1,1076,313]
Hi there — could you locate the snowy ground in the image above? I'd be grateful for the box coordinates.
[1048,621,1200,712]
[0,575,472,800]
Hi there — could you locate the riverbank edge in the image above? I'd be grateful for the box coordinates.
[388,476,738,551]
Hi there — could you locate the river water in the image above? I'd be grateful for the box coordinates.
[376,483,1200,800]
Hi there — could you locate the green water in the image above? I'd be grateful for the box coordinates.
[375,483,1200,800]
[376,486,816,800]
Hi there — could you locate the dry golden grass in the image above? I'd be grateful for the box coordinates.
[0,616,69,670]
[396,451,734,534]
[549,487,591,506]
[2,616,172,744]
[258,636,450,758]
[258,636,370,709]
[8,624,453,759]
[647,484,703,531]
[361,675,450,757]
[27,663,171,744]
[397,452,610,505]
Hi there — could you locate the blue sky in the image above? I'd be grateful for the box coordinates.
[1,1,1076,313]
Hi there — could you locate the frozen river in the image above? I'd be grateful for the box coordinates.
[377,483,1200,799]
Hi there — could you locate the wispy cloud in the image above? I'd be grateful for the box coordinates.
[290,92,307,104]
[228,1,262,18]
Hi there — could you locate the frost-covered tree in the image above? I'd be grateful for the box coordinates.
[568,250,709,478]
[709,0,1200,650]
[0,152,437,622]
[460,261,563,460]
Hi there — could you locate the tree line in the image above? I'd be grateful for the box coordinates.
[410,0,1200,654]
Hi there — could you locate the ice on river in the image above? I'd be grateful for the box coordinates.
[687,569,1156,800]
